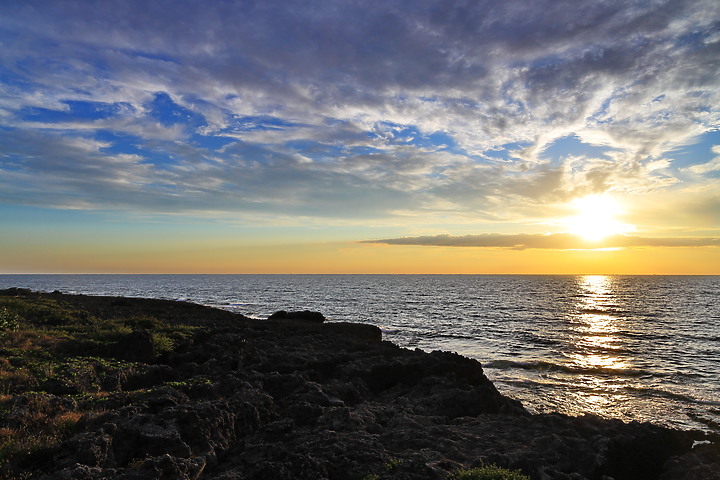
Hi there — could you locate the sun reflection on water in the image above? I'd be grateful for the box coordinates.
[563,275,633,416]
[572,275,627,370]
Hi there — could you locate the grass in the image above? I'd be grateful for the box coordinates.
[0,297,88,328]
[447,464,530,480]
[0,292,204,478]
[0,394,85,476]
[0,295,198,357]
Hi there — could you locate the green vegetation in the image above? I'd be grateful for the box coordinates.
[0,295,198,359]
[0,296,88,327]
[0,292,204,478]
[151,332,175,354]
[385,458,404,471]
[0,308,20,334]
[448,465,530,480]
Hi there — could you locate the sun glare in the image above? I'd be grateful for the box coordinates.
[565,194,632,242]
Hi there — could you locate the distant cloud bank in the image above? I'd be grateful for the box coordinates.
[363,234,720,250]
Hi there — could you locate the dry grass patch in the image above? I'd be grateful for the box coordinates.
[0,394,84,478]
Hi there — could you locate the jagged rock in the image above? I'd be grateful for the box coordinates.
[55,432,114,468]
[4,290,718,480]
[268,310,326,323]
[120,454,206,480]
[39,464,107,480]
[324,321,382,341]
[661,442,720,480]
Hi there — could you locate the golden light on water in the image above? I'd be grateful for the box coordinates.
[563,275,634,417]
[572,275,627,371]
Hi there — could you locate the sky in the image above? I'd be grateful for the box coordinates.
[1,0,719,274]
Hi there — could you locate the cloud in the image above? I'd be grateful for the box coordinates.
[363,233,720,250]
[0,126,435,219]
[684,145,720,174]
[1,0,719,223]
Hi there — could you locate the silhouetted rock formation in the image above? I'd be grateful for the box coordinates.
[267,310,326,323]
[1,289,717,479]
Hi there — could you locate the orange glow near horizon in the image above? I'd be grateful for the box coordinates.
[1,238,718,275]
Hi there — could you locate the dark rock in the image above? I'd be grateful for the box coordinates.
[38,464,107,480]
[123,454,206,480]
[0,287,32,296]
[604,422,693,480]
[263,372,308,399]
[268,310,326,323]
[7,290,717,480]
[324,322,382,341]
[108,330,156,363]
[56,432,114,468]
[661,441,720,480]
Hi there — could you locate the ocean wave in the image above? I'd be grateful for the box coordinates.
[576,306,662,319]
[483,359,657,378]
[423,331,480,341]
[380,327,400,334]
[623,385,720,408]
[578,307,615,315]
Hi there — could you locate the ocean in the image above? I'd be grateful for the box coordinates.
[1,274,718,433]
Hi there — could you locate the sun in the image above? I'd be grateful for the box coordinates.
[564,194,632,242]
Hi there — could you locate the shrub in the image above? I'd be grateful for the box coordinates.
[124,316,162,331]
[91,323,133,343]
[448,464,530,480]
[151,333,174,354]
[0,308,20,333]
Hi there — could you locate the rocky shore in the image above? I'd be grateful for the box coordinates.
[1,288,718,479]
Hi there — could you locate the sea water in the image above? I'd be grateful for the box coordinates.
[1,274,718,433]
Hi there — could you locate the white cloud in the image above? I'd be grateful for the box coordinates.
[685,146,720,174]
[1,0,719,224]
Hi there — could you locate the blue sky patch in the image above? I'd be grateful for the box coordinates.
[667,130,720,170]
[541,135,615,162]
[147,93,205,128]
[19,100,126,123]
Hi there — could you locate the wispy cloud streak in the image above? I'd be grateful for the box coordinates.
[363,234,720,250]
